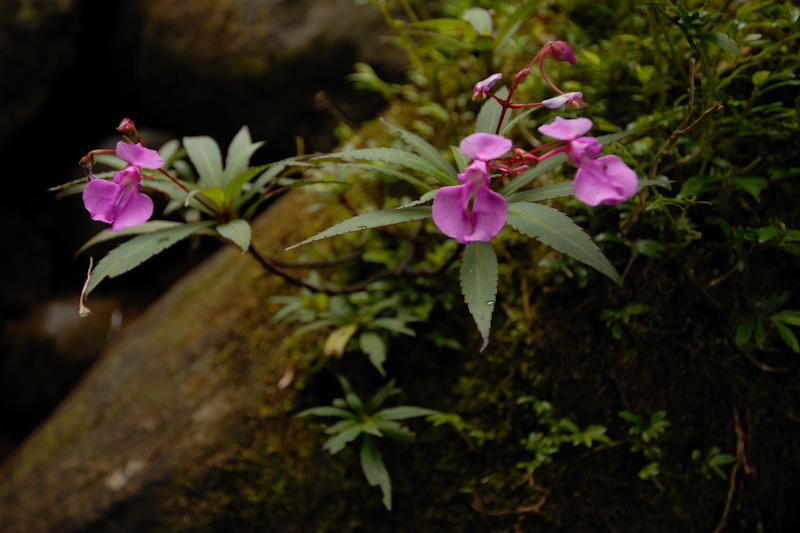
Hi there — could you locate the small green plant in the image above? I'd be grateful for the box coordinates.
[619,410,670,479]
[516,397,610,477]
[692,446,736,481]
[736,292,800,354]
[271,284,427,375]
[296,376,438,510]
[600,302,651,340]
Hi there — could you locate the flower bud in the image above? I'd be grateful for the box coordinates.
[116,118,135,135]
[514,67,530,86]
[548,41,577,65]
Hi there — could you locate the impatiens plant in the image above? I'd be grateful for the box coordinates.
[288,40,654,349]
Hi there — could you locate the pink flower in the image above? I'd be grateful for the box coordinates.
[432,133,511,243]
[541,91,586,109]
[538,117,637,206]
[472,73,502,100]
[82,142,163,231]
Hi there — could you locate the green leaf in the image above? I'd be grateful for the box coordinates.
[75,221,183,256]
[323,424,362,454]
[359,332,387,376]
[285,207,432,250]
[376,420,416,442]
[694,31,741,57]
[329,162,433,191]
[463,7,493,36]
[732,177,769,202]
[316,148,457,186]
[373,406,439,420]
[774,310,800,326]
[754,320,766,349]
[507,203,621,284]
[397,190,436,209]
[367,379,400,412]
[183,135,224,188]
[639,462,661,479]
[735,321,753,345]
[370,317,416,336]
[506,182,575,203]
[475,86,510,134]
[223,126,264,186]
[461,241,499,351]
[775,322,800,353]
[85,221,215,299]
[501,153,570,196]
[494,1,538,54]
[382,119,458,180]
[225,165,270,208]
[296,406,356,419]
[499,107,536,137]
[360,436,392,510]
[596,130,635,145]
[217,219,252,253]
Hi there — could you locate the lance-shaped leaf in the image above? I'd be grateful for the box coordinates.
[329,162,432,191]
[285,207,432,250]
[381,119,458,180]
[475,86,510,134]
[506,181,575,203]
[501,152,569,196]
[75,221,183,256]
[461,241,498,351]
[217,219,251,253]
[359,332,387,376]
[507,203,621,284]
[84,221,216,298]
[183,135,224,188]
[223,126,264,187]
[360,435,392,510]
[315,148,458,186]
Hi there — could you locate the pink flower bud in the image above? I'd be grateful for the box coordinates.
[548,41,576,65]
[514,67,531,85]
[117,118,135,135]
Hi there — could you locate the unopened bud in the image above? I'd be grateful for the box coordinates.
[116,118,135,135]
[514,67,531,85]
[548,41,577,65]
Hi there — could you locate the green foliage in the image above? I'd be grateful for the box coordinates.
[515,397,610,476]
[620,410,671,479]
[692,446,736,481]
[460,241,498,352]
[271,285,428,375]
[736,292,800,354]
[297,377,439,510]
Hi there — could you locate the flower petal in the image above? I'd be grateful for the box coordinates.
[473,73,502,95]
[466,186,507,242]
[109,189,154,231]
[460,133,512,161]
[116,141,164,169]
[538,116,593,141]
[541,91,584,109]
[574,155,638,206]
[83,179,121,224]
[569,137,602,165]
[432,184,473,244]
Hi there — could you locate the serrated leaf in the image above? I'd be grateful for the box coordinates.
[732,177,769,202]
[296,406,357,419]
[183,135,224,188]
[323,424,362,454]
[774,310,800,326]
[285,207,432,250]
[85,221,215,298]
[225,165,270,208]
[316,148,457,186]
[397,190,436,209]
[376,420,416,442]
[506,181,575,203]
[359,332,387,376]
[476,86,510,134]
[694,31,741,57]
[775,322,799,353]
[507,203,621,284]
[75,221,183,256]
[360,436,392,510]
[217,219,251,252]
[461,241,498,351]
[382,119,458,180]
[596,130,636,145]
[373,406,439,420]
[501,153,570,196]
[329,162,433,190]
